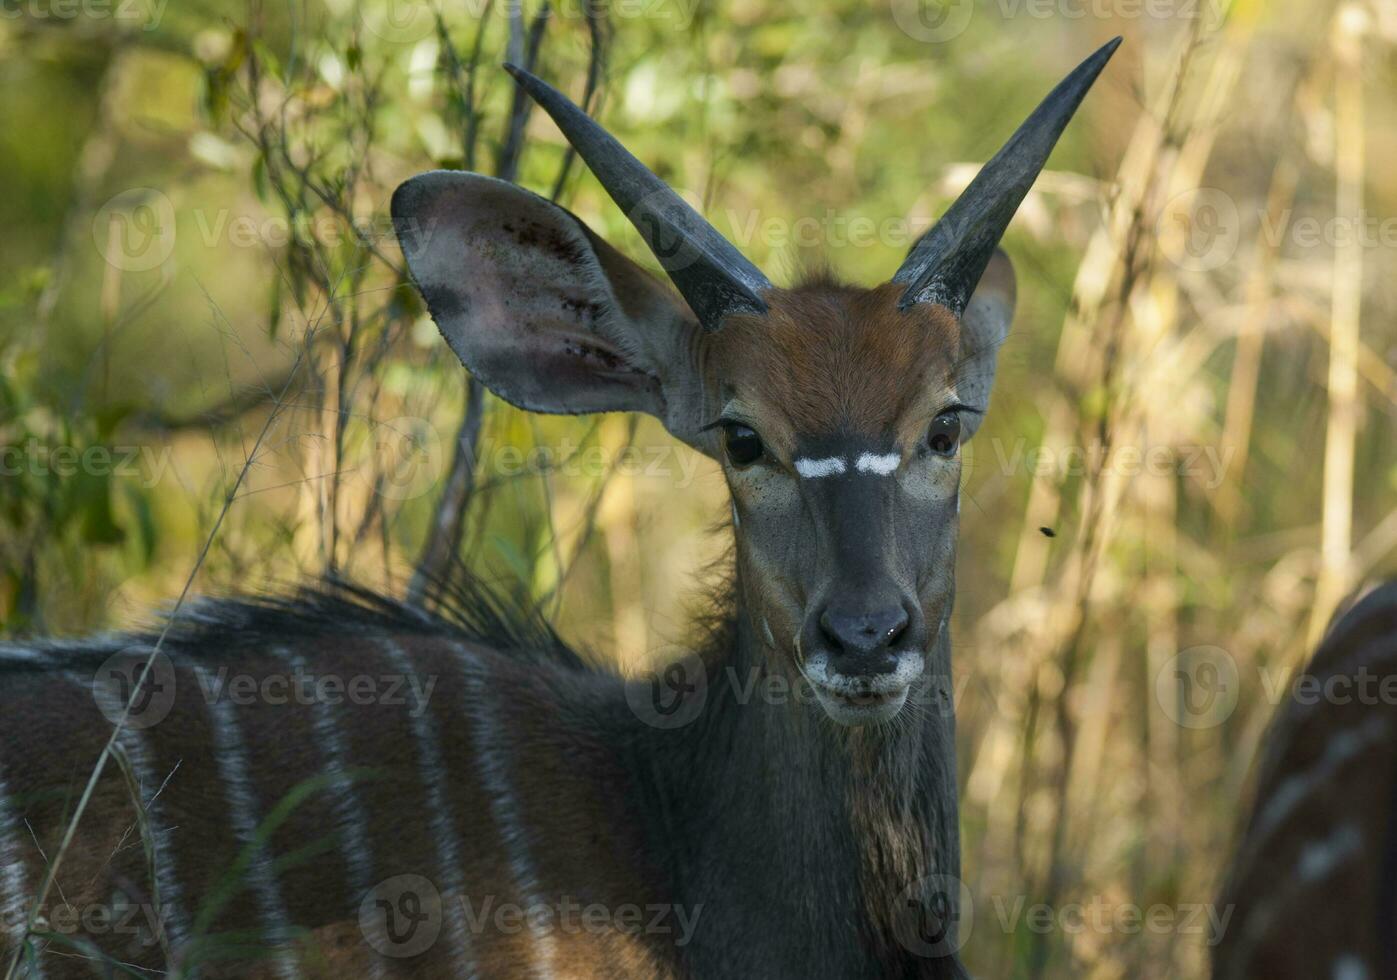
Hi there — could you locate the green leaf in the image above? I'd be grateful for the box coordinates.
[123,483,159,564]
[251,152,271,204]
[73,468,124,546]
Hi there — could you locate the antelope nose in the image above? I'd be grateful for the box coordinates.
[819,603,911,659]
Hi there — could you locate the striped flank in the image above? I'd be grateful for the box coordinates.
[457,645,556,980]
[200,667,303,980]
[278,649,388,980]
[379,640,477,978]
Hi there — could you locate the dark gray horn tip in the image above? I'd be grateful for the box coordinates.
[893,37,1123,316]
[495,55,772,332]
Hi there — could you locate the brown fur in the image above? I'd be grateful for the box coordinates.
[0,633,675,978]
[708,281,962,445]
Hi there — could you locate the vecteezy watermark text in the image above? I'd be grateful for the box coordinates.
[358,875,703,958]
[891,0,1224,44]
[981,438,1234,490]
[0,0,166,30]
[0,440,174,488]
[460,895,702,945]
[194,665,438,718]
[3,900,168,946]
[990,895,1233,942]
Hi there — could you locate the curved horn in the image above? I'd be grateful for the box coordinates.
[893,37,1122,316]
[503,64,771,331]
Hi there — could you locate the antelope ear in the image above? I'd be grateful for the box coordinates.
[391,171,709,444]
[955,248,1016,441]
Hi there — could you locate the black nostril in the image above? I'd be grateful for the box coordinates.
[819,604,911,656]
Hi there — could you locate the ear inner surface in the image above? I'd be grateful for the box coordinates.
[392,171,704,423]
[955,248,1016,440]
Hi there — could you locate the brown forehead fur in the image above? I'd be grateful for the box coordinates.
[708,276,961,441]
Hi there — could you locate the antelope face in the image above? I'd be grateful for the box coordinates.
[704,275,1012,724]
[394,39,1115,727]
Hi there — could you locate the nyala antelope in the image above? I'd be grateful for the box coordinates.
[1,40,1122,979]
[1214,581,1397,980]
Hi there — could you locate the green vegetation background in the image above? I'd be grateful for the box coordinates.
[2,0,1395,975]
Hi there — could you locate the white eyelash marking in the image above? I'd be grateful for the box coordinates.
[855,452,900,475]
[794,456,847,478]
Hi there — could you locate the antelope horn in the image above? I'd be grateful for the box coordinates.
[893,36,1122,316]
[504,64,772,331]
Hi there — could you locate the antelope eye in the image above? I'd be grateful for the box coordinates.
[722,423,765,468]
[926,412,962,457]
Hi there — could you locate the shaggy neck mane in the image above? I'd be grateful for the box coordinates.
[640,565,962,974]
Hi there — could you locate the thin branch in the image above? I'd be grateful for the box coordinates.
[2,310,323,980]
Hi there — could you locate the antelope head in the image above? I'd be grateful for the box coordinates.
[392,39,1119,727]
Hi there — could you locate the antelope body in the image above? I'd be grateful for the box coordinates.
[0,40,1125,979]
[0,586,958,978]
[1214,581,1397,980]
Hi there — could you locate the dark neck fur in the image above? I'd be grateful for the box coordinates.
[624,574,966,978]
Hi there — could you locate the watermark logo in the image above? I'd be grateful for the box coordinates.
[1155,645,1240,729]
[893,0,1225,43]
[93,188,176,273]
[0,440,175,488]
[190,208,401,252]
[93,648,177,730]
[360,0,701,46]
[622,657,969,729]
[359,0,439,44]
[9,899,168,946]
[988,894,1234,941]
[459,896,703,944]
[621,186,715,278]
[959,438,977,484]
[366,415,444,501]
[624,646,709,729]
[894,873,974,957]
[983,437,1234,490]
[194,665,438,718]
[892,0,976,42]
[1157,187,1241,272]
[469,437,706,489]
[360,874,444,957]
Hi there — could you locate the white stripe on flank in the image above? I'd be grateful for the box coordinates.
[379,640,476,978]
[1297,823,1362,882]
[200,667,303,980]
[81,669,192,955]
[456,644,556,979]
[1228,721,1388,973]
[277,650,387,980]
[1245,715,1385,864]
[0,761,45,979]
[794,456,846,479]
[854,452,900,476]
[0,645,58,666]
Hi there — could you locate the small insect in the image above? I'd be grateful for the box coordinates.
[1040,526,1056,538]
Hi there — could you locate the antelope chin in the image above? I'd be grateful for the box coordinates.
[804,652,924,727]
[812,684,911,726]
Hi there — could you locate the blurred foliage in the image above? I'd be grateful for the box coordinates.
[2,0,1397,976]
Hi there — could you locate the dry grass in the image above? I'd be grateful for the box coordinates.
[2,0,1395,976]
